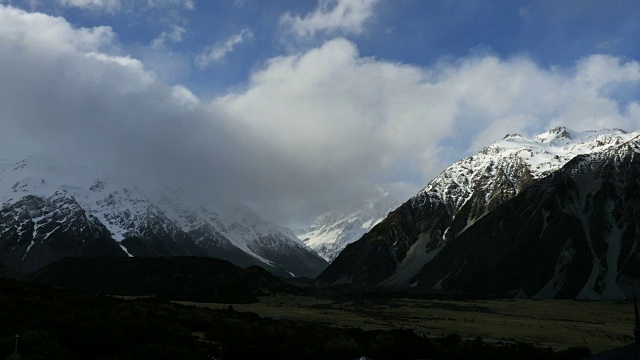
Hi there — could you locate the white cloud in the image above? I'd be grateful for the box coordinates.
[195,28,253,68]
[0,5,116,51]
[57,0,120,11]
[233,0,253,8]
[151,25,186,48]
[212,38,640,219]
[146,0,193,10]
[56,0,194,12]
[213,38,452,180]
[574,54,640,89]
[281,0,377,38]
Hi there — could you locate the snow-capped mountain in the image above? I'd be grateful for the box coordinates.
[317,127,640,299]
[414,136,640,299]
[417,127,631,214]
[298,187,400,262]
[0,157,327,276]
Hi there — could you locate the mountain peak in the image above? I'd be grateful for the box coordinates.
[320,126,640,297]
[503,133,523,139]
[534,126,573,144]
[423,127,638,205]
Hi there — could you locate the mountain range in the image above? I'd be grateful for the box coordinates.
[0,157,327,277]
[3,126,640,300]
[317,127,640,299]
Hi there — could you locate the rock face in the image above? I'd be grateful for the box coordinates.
[0,192,125,273]
[317,128,640,299]
[298,187,400,262]
[0,158,327,277]
[415,140,640,299]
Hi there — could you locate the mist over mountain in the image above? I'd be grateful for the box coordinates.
[0,157,327,277]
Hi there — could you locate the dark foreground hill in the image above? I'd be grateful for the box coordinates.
[29,256,297,303]
[0,278,590,360]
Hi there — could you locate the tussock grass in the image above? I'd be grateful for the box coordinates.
[180,296,634,354]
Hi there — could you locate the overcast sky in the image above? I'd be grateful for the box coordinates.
[1,0,639,226]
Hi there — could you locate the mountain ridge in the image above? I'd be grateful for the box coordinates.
[413,136,640,298]
[0,157,327,276]
[317,127,640,299]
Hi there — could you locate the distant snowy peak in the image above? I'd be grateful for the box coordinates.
[418,127,637,211]
[2,160,161,243]
[300,187,400,262]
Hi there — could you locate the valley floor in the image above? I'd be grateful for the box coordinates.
[179,296,634,354]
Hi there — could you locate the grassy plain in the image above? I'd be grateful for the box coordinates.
[179,295,634,354]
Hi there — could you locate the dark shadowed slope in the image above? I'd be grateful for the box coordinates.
[29,256,298,303]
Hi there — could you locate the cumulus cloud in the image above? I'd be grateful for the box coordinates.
[0,5,116,51]
[196,29,253,68]
[212,38,452,185]
[281,0,377,38]
[1,4,640,225]
[212,41,640,219]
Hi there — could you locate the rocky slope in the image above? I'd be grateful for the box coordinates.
[317,127,639,298]
[414,136,640,299]
[0,191,125,273]
[0,157,327,276]
[298,187,400,262]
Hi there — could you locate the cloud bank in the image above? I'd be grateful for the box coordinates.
[1,4,639,225]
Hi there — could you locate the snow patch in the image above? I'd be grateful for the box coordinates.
[22,240,35,261]
[119,243,133,258]
[433,272,451,290]
[600,199,625,299]
[381,232,443,286]
[43,226,61,240]
[533,245,574,299]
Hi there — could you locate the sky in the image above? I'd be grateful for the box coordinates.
[1,0,639,227]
